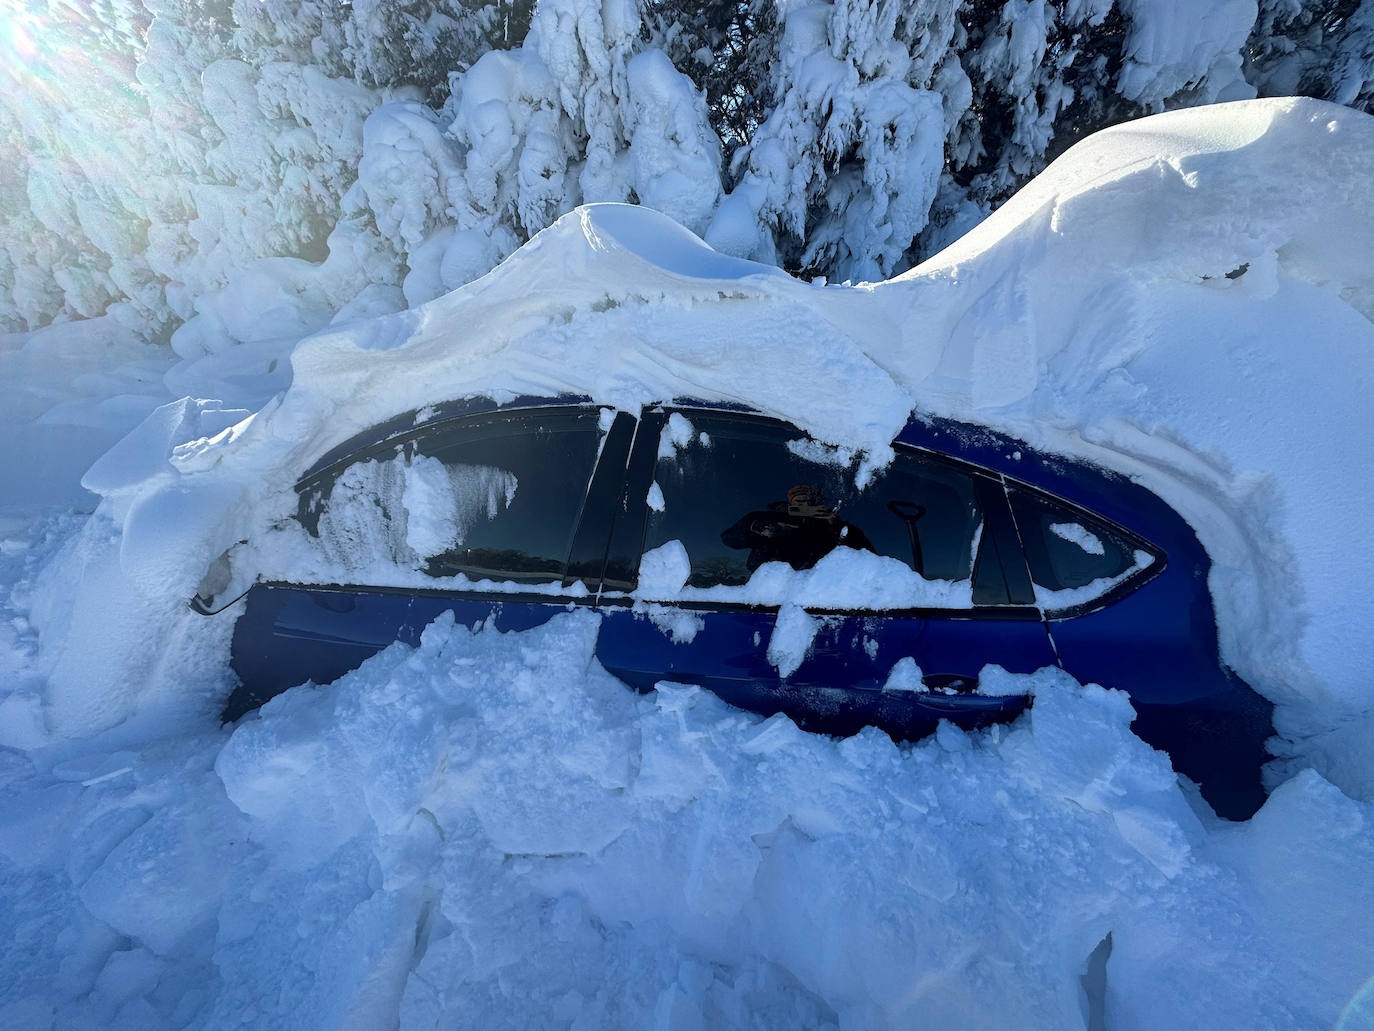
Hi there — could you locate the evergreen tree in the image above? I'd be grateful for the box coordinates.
[4,0,1374,341]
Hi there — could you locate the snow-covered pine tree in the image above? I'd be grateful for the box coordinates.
[4,0,1374,342]
[367,0,724,306]
[1247,0,1374,108]
[644,0,779,171]
[704,0,954,283]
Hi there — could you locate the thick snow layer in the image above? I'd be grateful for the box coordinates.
[4,98,1374,1028]
[0,318,170,522]
[2,612,1372,1029]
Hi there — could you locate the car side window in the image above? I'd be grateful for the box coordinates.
[1006,487,1145,598]
[643,412,988,603]
[299,408,603,584]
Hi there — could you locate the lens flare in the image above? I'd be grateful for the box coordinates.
[1337,973,1374,1031]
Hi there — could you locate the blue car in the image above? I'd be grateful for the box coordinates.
[203,395,1273,819]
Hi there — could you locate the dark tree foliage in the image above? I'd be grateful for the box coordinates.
[1247,0,1374,109]
[644,0,778,177]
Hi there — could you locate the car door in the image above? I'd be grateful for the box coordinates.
[224,403,634,719]
[591,407,1061,740]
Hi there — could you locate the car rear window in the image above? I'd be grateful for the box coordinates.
[1006,487,1141,594]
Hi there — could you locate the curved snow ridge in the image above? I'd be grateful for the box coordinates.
[904,97,1374,300]
[280,201,893,452]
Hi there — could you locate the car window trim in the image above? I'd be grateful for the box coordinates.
[591,593,1046,621]
[293,403,624,592]
[614,403,1041,612]
[1000,476,1167,618]
[296,395,597,485]
[600,408,666,593]
[296,403,605,494]
[257,579,603,609]
[563,410,638,589]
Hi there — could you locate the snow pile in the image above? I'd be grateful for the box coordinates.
[705,0,946,281]
[2,613,1372,1029]
[0,318,170,522]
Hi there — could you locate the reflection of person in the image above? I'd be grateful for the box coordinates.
[720,484,873,572]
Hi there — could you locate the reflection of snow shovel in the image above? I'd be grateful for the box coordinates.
[887,500,927,576]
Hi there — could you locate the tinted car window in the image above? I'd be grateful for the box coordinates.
[1007,487,1139,593]
[644,412,984,595]
[300,408,602,584]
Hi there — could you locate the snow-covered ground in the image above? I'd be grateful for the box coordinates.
[2,98,1373,1029]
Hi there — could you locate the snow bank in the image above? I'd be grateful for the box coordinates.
[3,613,1371,1028]
[0,318,170,521]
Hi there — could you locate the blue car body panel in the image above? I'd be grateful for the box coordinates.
[218,397,1273,819]
[226,584,571,718]
[593,604,1049,736]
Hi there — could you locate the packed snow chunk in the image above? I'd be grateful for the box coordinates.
[656,411,696,459]
[1025,671,1202,875]
[645,481,665,512]
[1205,771,1374,1026]
[1107,771,1374,1031]
[634,602,705,644]
[767,603,820,678]
[785,436,855,468]
[81,398,251,505]
[1269,704,1374,804]
[78,785,247,956]
[637,539,692,597]
[975,663,1038,698]
[644,547,975,611]
[216,704,377,871]
[881,656,923,693]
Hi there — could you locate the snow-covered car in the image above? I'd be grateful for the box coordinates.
[199,393,1273,819]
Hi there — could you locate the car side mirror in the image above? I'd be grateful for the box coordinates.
[189,544,256,615]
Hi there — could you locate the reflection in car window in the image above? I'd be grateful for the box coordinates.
[643,413,984,596]
[1007,487,1137,592]
[301,409,601,584]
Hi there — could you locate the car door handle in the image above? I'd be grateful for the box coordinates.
[920,673,978,693]
[913,673,1029,713]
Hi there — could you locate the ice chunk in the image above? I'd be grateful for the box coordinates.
[766,603,819,678]
[636,540,691,597]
